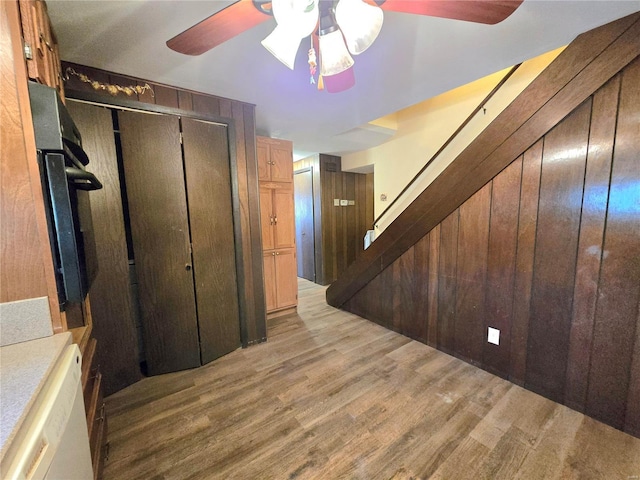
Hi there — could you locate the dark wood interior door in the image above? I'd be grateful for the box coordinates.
[67,100,141,394]
[118,111,200,375]
[181,118,240,364]
[294,169,315,281]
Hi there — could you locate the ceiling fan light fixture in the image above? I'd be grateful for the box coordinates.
[335,0,384,55]
[319,29,355,77]
[262,0,319,69]
[261,26,304,69]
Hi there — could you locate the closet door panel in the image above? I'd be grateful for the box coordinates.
[67,101,141,394]
[182,118,241,364]
[118,111,200,375]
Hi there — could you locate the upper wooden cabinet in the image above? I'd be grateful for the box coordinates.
[257,136,293,183]
[18,0,63,95]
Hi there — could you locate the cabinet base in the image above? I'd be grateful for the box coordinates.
[266,306,297,320]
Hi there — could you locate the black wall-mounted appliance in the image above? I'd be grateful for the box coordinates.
[29,82,103,308]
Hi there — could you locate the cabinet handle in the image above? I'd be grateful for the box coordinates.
[275,252,280,256]
[185,264,192,271]
[269,215,274,225]
[274,216,278,225]
[39,32,53,52]
[272,252,276,256]
[96,402,106,422]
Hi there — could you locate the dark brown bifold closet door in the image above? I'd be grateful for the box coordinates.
[181,117,240,364]
[118,111,200,375]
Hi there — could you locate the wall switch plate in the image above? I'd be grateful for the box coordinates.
[334,199,340,206]
[340,200,349,206]
[488,327,500,345]
[348,200,355,205]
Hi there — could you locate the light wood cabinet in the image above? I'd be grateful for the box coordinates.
[260,185,295,251]
[257,136,293,183]
[258,136,297,315]
[263,249,298,311]
[18,0,63,95]
[7,2,100,477]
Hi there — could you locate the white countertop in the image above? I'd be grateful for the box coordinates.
[0,332,72,462]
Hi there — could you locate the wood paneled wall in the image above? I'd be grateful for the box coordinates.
[294,155,374,285]
[62,61,266,347]
[327,12,640,309]
[344,58,640,437]
[1,0,62,329]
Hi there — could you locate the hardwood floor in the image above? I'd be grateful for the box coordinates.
[103,279,640,479]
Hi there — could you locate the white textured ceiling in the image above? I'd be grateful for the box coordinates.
[46,1,640,158]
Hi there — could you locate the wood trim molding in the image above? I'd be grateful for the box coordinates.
[326,12,640,308]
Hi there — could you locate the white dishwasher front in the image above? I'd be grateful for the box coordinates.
[2,344,93,480]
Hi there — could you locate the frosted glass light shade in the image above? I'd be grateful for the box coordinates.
[319,30,354,76]
[261,26,304,70]
[262,0,319,69]
[335,0,383,55]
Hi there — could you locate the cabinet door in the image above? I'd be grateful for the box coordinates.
[275,250,298,309]
[118,111,200,375]
[270,144,293,183]
[273,187,295,249]
[263,252,277,311]
[260,187,275,250]
[182,118,241,365]
[19,0,48,84]
[257,142,270,182]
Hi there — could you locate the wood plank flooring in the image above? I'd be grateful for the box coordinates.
[103,279,640,479]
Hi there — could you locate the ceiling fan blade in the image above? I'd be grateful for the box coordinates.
[167,0,272,56]
[379,0,524,25]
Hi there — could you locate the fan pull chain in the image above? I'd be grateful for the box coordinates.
[316,25,324,91]
[308,34,317,85]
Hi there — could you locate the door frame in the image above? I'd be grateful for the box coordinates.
[294,167,316,282]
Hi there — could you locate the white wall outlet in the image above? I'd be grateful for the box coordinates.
[334,199,340,206]
[340,200,348,206]
[348,200,355,205]
[488,327,500,345]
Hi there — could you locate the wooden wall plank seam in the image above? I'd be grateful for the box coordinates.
[564,74,620,413]
[585,56,640,431]
[483,157,522,378]
[509,141,543,385]
[525,98,592,404]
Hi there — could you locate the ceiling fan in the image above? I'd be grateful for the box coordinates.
[167,0,524,92]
